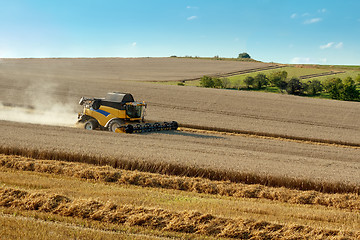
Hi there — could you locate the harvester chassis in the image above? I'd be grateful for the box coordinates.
[78,92,178,134]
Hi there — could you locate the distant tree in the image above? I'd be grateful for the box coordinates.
[243,76,255,89]
[341,77,359,101]
[286,77,304,95]
[213,77,223,88]
[323,78,343,99]
[277,80,288,92]
[253,73,268,89]
[233,79,242,90]
[200,75,215,88]
[269,71,288,87]
[221,78,231,88]
[355,74,360,85]
[306,79,323,95]
[343,77,355,85]
[323,77,359,101]
[238,52,251,59]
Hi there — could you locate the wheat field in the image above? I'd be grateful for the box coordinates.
[0,58,359,239]
[1,154,359,239]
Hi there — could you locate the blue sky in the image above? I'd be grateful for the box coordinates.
[0,0,359,65]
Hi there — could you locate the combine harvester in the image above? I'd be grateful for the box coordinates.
[78,92,178,133]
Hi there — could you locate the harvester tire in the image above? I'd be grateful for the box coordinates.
[84,119,98,130]
[108,119,125,132]
[171,121,178,130]
[125,124,134,134]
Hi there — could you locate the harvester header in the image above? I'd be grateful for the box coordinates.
[78,92,178,133]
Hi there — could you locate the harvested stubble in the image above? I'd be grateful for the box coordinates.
[0,213,152,240]
[0,146,359,195]
[0,187,358,239]
[1,154,360,211]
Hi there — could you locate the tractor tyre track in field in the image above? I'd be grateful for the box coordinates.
[299,71,346,80]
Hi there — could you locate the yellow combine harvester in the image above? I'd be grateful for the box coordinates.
[78,92,178,133]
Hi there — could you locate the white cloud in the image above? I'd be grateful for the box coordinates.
[290,57,312,64]
[302,13,310,17]
[291,13,297,19]
[335,42,343,49]
[132,42,137,47]
[320,42,343,50]
[290,57,329,64]
[318,8,327,13]
[320,42,334,49]
[186,6,198,9]
[187,16,197,20]
[304,18,322,24]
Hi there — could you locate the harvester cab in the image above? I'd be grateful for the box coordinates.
[78,92,178,133]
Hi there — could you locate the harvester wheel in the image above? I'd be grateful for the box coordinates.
[84,119,98,130]
[125,124,134,134]
[171,121,178,130]
[108,119,125,132]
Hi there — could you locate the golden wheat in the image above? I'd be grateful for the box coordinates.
[0,187,358,239]
[1,146,359,195]
[1,154,359,211]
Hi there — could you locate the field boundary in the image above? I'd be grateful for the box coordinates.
[0,146,359,194]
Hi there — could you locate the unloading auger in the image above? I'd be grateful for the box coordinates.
[78,92,178,134]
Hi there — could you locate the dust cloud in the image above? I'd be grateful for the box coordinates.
[0,80,79,127]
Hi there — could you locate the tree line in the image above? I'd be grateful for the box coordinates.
[199,71,360,101]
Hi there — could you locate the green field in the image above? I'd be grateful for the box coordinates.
[157,64,360,101]
[159,65,359,86]
[204,66,358,86]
